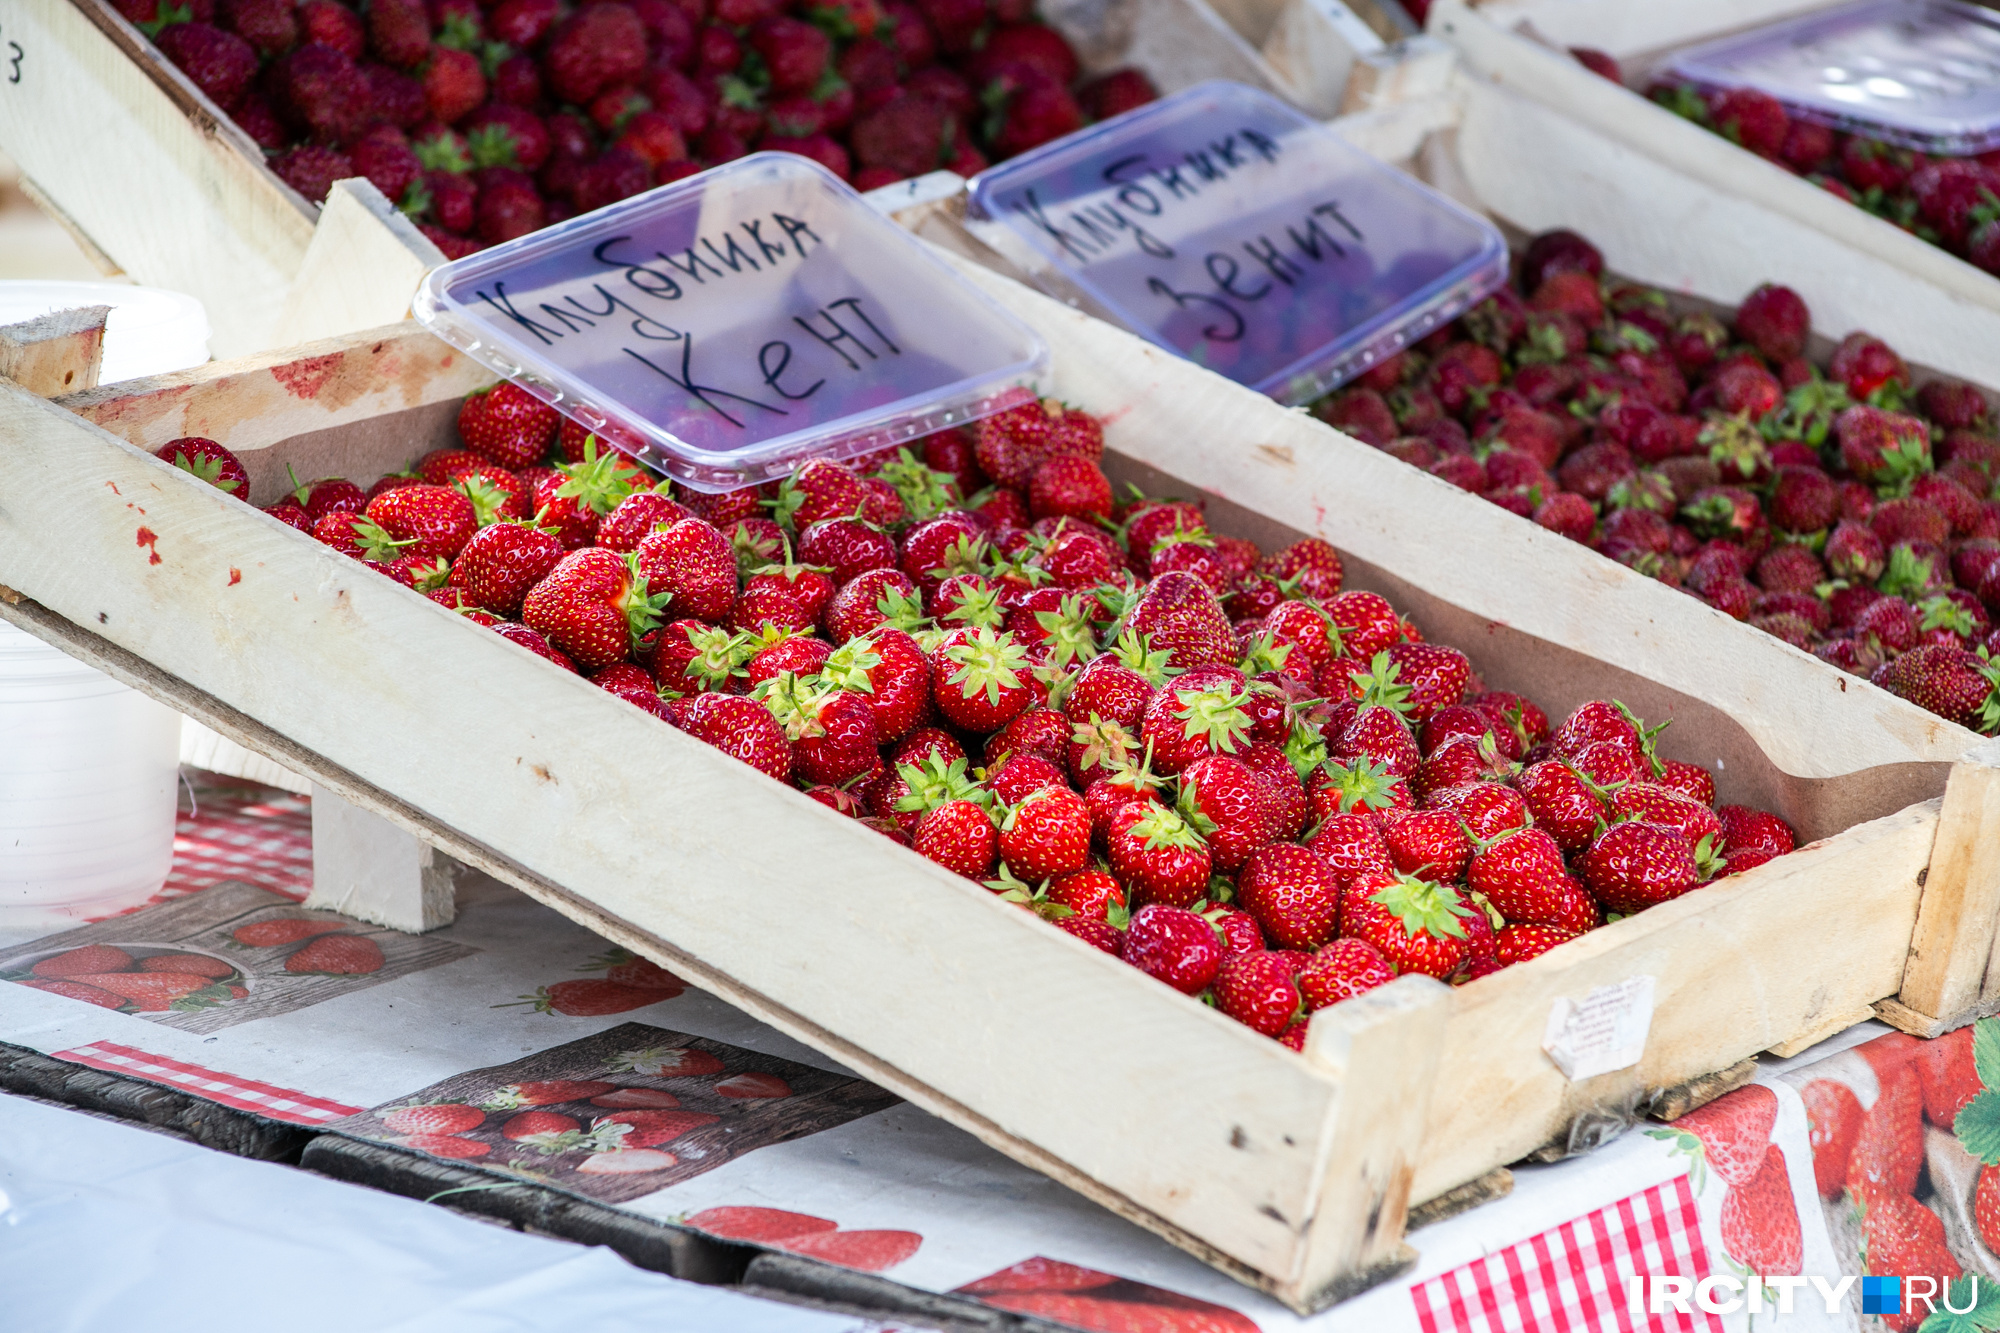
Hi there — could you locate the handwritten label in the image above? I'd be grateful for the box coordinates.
[968,82,1504,404]
[417,154,1046,489]
[0,22,23,85]
[1542,976,1656,1082]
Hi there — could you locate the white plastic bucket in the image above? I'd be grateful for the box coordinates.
[0,280,208,927]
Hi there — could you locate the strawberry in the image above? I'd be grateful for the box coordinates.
[522,548,671,670]
[365,483,477,561]
[746,634,833,690]
[18,978,127,1009]
[1205,906,1265,955]
[932,626,1034,732]
[1122,903,1223,995]
[1055,914,1125,954]
[494,621,577,672]
[685,1207,839,1243]
[595,490,694,553]
[1848,1066,1924,1203]
[1424,781,1530,841]
[798,517,897,585]
[1141,676,1252,775]
[64,971,216,1010]
[595,1108,721,1145]
[1259,539,1343,600]
[1064,637,1165,734]
[481,1078,619,1109]
[1328,697,1420,778]
[1656,1083,1777,1189]
[452,520,563,616]
[591,1088,683,1109]
[1296,937,1393,1009]
[1380,642,1469,720]
[30,944,135,977]
[973,401,1057,486]
[1121,572,1238,670]
[156,437,250,497]
[1914,1025,1981,1128]
[987,708,1072,771]
[1581,821,1700,913]
[760,679,881,787]
[1049,868,1126,920]
[395,1132,493,1159]
[1378,808,1469,881]
[1734,284,1810,362]
[1237,843,1340,950]
[914,799,998,879]
[773,458,871,530]
[232,917,349,946]
[1492,923,1581,965]
[1213,952,1302,1036]
[773,1229,922,1272]
[999,785,1092,881]
[655,619,749,695]
[679,692,795,782]
[380,1102,485,1135]
[285,933,384,973]
[1800,1078,1863,1200]
[137,952,234,978]
[1324,591,1404,662]
[1344,873,1476,979]
[1107,803,1211,908]
[1609,782,1723,851]
[714,1071,792,1098]
[1467,828,1587,927]
[1550,699,1645,762]
[634,518,739,622]
[1719,1143,1802,1275]
[1027,455,1111,522]
[1654,758,1716,806]
[503,1110,580,1139]
[1176,753,1276,872]
[1512,761,1603,852]
[820,630,930,743]
[822,569,921,643]
[1978,1165,2000,1256]
[730,581,816,637]
[314,509,414,562]
[534,443,646,549]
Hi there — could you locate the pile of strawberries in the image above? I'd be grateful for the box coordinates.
[119,0,1155,255]
[1310,228,2000,736]
[153,389,1796,1046]
[1566,49,2000,277]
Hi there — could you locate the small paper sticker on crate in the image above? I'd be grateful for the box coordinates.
[1542,976,1656,1081]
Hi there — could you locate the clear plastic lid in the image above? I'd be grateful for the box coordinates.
[413,153,1051,492]
[963,81,1508,405]
[1665,0,2000,155]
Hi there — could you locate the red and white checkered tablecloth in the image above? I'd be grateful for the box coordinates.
[1409,1175,1719,1333]
[50,1041,362,1125]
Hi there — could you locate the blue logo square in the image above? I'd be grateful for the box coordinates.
[1862,1275,1902,1314]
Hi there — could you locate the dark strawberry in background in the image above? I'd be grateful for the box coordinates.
[120,0,1160,256]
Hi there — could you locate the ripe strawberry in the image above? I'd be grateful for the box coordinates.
[364,483,477,561]
[634,518,738,623]
[139,952,232,978]
[1213,952,1302,1036]
[534,444,645,549]
[798,517,897,585]
[1655,758,1716,806]
[972,401,1057,485]
[655,619,749,695]
[232,917,348,946]
[914,799,998,879]
[1141,677,1252,776]
[932,626,1034,732]
[1027,455,1111,521]
[1423,781,1530,843]
[452,520,563,616]
[1345,873,1476,979]
[1122,572,1237,671]
[1513,761,1604,852]
[30,944,136,977]
[314,509,413,562]
[1859,1192,1958,1331]
[1716,804,1797,860]
[595,490,695,553]
[1848,1066,1924,1203]
[745,634,832,690]
[1049,868,1125,920]
[156,437,249,496]
[1295,937,1393,1009]
[522,548,671,670]
[820,629,930,743]
[508,979,667,1015]
[1660,1084,1777,1189]
[680,692,794,782]
[459,383,558,469]
[1237,843,1340,950]
[1379,642,1469,720]
[823,568,922,642]
[1610,782,1723,852]
[999,785,1092,881]
[1581,821,1699,913]
[1055,914,1124,954]
[380,1102,486,1135]
[1122,903,1223,995]
[760,679,881,787]
[1719,1143,1802,1275]
[1379,808,1470,881]
[285,933,384,973]
[481,1078,619,1109]
[1467,828,1581,925]
[1205,907,1265,955]
[503,1109,580,1139]
[64,971,215,1010]
[494,621,577,672]
[1328,699,1420,778]
[1734,284,1810,362]
[1873,643,2000,730]
[1800,1078,1863,1199]
[1176,753,1276,872]
[594,1108,721,1146]
[1492,923,1581,965]
[1107,802,1211,908]
[1304,813,1396,884]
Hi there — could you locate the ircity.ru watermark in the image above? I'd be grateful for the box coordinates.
[1628,1273,1980,1317]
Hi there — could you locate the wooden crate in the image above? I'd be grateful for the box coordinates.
[1,266,1994,1309]
[1424,0,2000,389]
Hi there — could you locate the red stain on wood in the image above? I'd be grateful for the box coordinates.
[271,354,342,400]
[136,527,161,565]
[105,480,121,495]
[228,568,241,585]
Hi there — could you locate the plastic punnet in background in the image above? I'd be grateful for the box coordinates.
[1666,0,2000,155]
[964,81,1508,405]
[412,154,1051,493]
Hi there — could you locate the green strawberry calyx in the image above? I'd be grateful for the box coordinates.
[1168,685,1252,755]
[1127,803,1205,853]
[1317,755,1406,813]
[918,531,989,586]
[820,637,883,694]
[894,755,989,816]
[556,439,644,517]
[1369,874,1472,941]
[942,626,1030,707]
[876,448,960,521]
[351,518,416,564]
[1070,714,1138,777]
[1238,631,1294,677]
[617,552,674,649]
[168,447,242,493]
[672,622,751,691]
[454,474,516,527]
[1033,595,1099,670]
[1350,652,1414,717]
[875,583,932,634]
[1283,716,1329,780]
[1109,629,1176,682]
[941,581,1006,630]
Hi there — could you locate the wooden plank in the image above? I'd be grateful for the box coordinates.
[0,304,108,396]
[1041,0,1294,98]
[304,783,459,933]
[270,180,446,350]
[1895,739,2000,1023]
[0,0,315,356]
[1413,799,1937,1201]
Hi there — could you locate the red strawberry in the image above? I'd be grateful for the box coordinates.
[914,800,998,879]
[634,519,739,623]
[1609,783,1723,852]
[1801,1078,1863,1200]
[1467,828,1590,927]
[931,626,1034,732]
[365,483,477,561]
[1380,642,1469,720]
[822,629,931,743]
[1122,903,1222,995]
[1107,803,1211,908]
[285,933,384,973]
[381,1102,485,1135]
[1914,1026,1981,1128]
[1512,761,1603,852]
[65,971,217,1009]
[1719,1143,1802,1275]
[30,944,135,977]
[494,621,577,672]
[503,1110,580,1139]
[1122,572,1237,671]
[156,437,249,497]
[1055,914,1124,954]
[18,978,127,1009]
[232,917,349,946]
[1848,1066,1924,1203]
[999,785,1092,881]
[1295,937,1393,1009]
[595,491,695,554]
[458,384,557,469]
[596,1108,722,1145]
[1344,873,1476,979]
[1493,923,1581,965]
[313,509,413,562]
[1304,811,1395,881]
[522,548,671,670]
[452,521,564,616]
[1580,821,1699,914]
[1027,455,1111,522]
[1206,907,1265,955]
[1660,1084,1777,1188]
[763,681,882,788]
[1424,781,1530,842]
[1049,868,1126,921]
[1176,753,1276,872]
[1859,1192,1958,1332]
[1379,808,1470,881]
[679,692,795,783]
[1141,676,1252,776]
[1213,952,1302,1037]
[715,1071,792,1098]
[775,1229,923,1272]
[686,1207,838,1242]
[533,445,646,549]
[1237,843,1340,950]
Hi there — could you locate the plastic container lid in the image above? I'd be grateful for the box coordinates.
[0,281,209,384]
[412,153,1051,493]
[964,81,1508,405]
[1665,0,2000,155]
